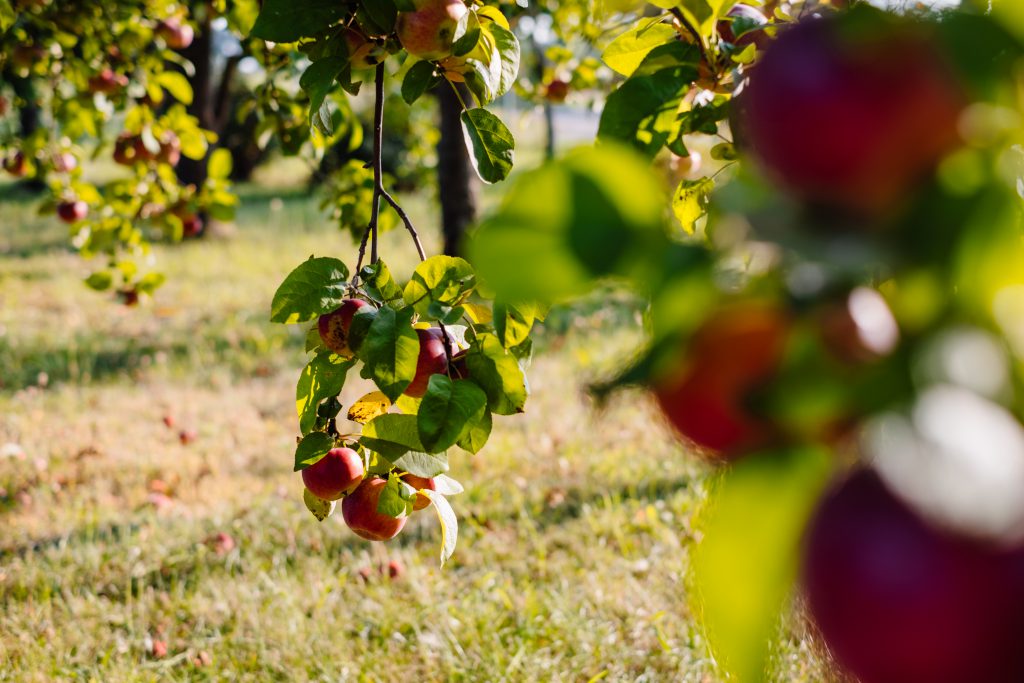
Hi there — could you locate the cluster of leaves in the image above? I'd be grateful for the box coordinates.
[271,254,539,563]
[0,0,245,300]
[249,0,521,185]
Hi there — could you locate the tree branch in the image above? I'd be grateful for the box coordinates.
[669,7,714,79]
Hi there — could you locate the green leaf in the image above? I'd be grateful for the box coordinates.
[393,450,449,478]
[303,488,336,522]
[421,489,458,566]
[402,61,439,105]
[602,22,678,77]
[403,255,476,318]
[296,354,355,434]
[672,177,715,235]
[271,257,349,324]
[155,71,194,105]
[487,22,520,99]
[417,376,488,453]
[361,0,397,32]
[358,306,419,401]
[465,333,527,415]
[250,0,347,42]
[461,109,515,184]
[208,148,233,180]
[360,414,450,477]
[493,300,537,348]
[300,57,348,132]
[135,272,166,295]
[377,473,414,518]
[455,403,491,454]
[294,432,335,471]
[360,260,404,304]
[84,271,113,291]
[693,447,832,682]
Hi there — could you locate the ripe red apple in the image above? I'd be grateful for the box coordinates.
[56,200,88,224]
[156,19,195,50]
[717,4,769,49]
[653,304,789,456]
[544,79,570,103]
[157,133,181,167]
[302,447,365,501]
[735,15,964,215]
[386,559,405,579]
[404,327,449,398]
[179,429,197,445]
[87,68,128,95]
[181,214,204,238]
[402,473,436,512]
[53,151,77,173]
[396,0,467,61]
[3,151,27,177]
[802,469,1024,683]
[113,134,137,165]
[342,477,408,541]
[318,299,370,357]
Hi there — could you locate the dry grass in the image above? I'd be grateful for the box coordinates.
[0,176,832,682]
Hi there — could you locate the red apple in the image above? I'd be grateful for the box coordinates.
[181,214,204,238]
[301,447,365,501]
[318,299,370,357]
[717,4,769,49]
[3,151,27,177]
[818,287,899,364]
[87,68,128,95]
[396,0,467,61]
[56,200,88,224]
[402,473,436,511]
[386,559,405,579]
[802,469,1024,683]
[404,328,449,398]
[342,477,408,541]
[156,19,195,50]
[735,15,964,215]
[544,79,570,103]
[653,304,789,457]
[53,151,77,173]
[157,132,181,167]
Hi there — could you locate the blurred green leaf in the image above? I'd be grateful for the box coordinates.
[465,333,528,415]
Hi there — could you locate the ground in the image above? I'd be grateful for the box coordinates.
[0,169,835,681]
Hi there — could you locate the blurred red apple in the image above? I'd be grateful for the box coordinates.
[396,0,467,60]
[404,328,449,398]
[56,200,88,224]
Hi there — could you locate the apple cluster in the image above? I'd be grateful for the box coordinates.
[647,6,1024,681]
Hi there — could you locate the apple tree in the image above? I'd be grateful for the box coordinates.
[470,0,1024,680]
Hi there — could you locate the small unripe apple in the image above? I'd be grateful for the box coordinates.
[735,16,964,215]
[402,473,436,511]
[56,200,88,224]
[342,477,408,541]
[653,304,789,457]
[802,469,1024,683]
[318,299,370,357]
[3,151,27,177]
[544,79,570,103]
[404,328,449,398]
[396,0,467,61]
[156,19,195,50]
[302,447,365,501]
[717,4,769,49]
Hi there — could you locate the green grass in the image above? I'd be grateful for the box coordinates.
[0,169,835,681]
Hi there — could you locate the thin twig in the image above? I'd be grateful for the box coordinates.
[369,61,386,265]
[669,7,715,80]
[381,188,427,261]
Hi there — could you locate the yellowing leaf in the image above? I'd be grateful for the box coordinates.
[347,391,391,424]
[422,489,458,566]
[463,302,493,324]
[303,488,335,522]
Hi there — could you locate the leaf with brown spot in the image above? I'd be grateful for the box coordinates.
[347,391,391,424]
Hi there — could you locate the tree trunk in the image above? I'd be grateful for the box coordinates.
[176,16,214,189]
[529,34,556,161]
[436,83,478,257]
[10,75,45,193]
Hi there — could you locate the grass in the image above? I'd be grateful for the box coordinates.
[0,168,835,681]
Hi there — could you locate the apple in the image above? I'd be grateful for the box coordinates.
[56,200,88,224]
[386,559,405,579]
[157,132,181,167]
[178,428,197,445]
[3,151,27,177]
[302,447,365,501]
[342,477,408,541]
[156,19,195,50]
[396,0,467,61]
[402,473,436,511]
[717,4,769,49]
[181,214,204,238]
[735,15,964,215]
[53,151,77,173]
[544,79,570,103]
[802,469,1024,683]
[653,304,789,456]
[343,28,387,70]
[318,299,370,357]
[818,287,899,364]
[87,68,128,95]
[120,289,140,307]
[404,327,449,398]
